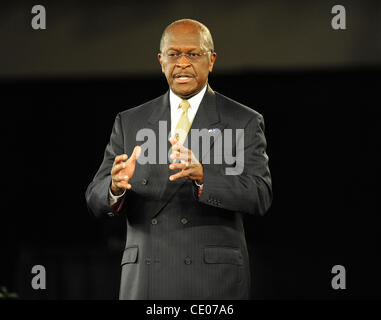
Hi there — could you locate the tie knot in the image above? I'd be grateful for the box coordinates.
[179,99,190,112]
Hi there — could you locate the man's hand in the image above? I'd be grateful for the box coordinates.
[110,146,141,196]
[168,137,204,183]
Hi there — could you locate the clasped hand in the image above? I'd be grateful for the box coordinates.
[110,138,204,195]
[168,137,204,184]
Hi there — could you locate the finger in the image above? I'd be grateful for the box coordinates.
[111,162,126,175]
[114,154,128,165]
[169,150,180,160]
[169,170,189,181]
[132,146,141,160]
[170,152,183,164]
[170,140,183,152]
[169,137,178,146]
[113,162,126,174]
[113,175,129,182]
[171,142,187,153]
[114,181,128,190]
[170,150,191,162]
[169,163,189,171]
[135,146,141,159]
[116,180,132,189]
[130,146,142,164]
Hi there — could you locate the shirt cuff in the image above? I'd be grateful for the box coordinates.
[194,180,203,190]
[108,188,126,206]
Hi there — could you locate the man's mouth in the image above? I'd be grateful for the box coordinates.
[173,73,195,84]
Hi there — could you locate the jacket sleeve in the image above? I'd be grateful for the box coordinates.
[198,114,272,216]
[85,113,125,218]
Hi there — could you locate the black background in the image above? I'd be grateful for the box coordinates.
[0,1,380,299]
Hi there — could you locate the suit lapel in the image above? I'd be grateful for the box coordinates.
[144,92,172,201]
[184,86,227,163]
[147,90,172,158]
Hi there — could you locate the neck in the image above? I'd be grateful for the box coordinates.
[174,83,207,100]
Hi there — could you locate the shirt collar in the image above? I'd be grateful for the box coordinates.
[169,84,208,111]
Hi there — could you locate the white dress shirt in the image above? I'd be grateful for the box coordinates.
[109,84,208,206]
[169,84,207,138]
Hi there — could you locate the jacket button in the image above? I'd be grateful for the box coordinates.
[142,179,148,185]
[184,257,192,265]
[151,218,158,225]
[180,218,188,225]
[145,258,151,265]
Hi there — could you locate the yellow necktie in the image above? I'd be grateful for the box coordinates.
[174,99,191,144]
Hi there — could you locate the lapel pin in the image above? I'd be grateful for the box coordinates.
[208,128,217,133]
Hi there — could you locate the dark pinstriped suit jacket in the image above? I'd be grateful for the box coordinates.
[85,85,272,299]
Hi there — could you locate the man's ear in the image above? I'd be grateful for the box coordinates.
[158,53,165,74]
[208,52,217,73]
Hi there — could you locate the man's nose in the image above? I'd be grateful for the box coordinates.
[176,54,191,67]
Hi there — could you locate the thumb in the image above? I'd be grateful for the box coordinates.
[169,137,178,146]
[131,146,141,163]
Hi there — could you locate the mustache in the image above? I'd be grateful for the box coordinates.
[172,73,196,78]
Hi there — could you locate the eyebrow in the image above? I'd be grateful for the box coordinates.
[166,46,200,51]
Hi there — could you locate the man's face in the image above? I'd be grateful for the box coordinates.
[158,24,216,99]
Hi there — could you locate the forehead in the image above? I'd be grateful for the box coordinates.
[163,24,204,50]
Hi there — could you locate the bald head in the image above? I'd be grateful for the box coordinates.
[160,19,214,53]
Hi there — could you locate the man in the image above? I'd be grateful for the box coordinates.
[85,19,272,300]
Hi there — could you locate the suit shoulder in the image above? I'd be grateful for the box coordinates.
[118,94,164,120]
[215,91,263,123]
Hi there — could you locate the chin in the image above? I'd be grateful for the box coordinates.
[173,84,199,98]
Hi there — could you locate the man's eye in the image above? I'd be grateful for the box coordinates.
[167,53,177,57]
[188,53,198,57]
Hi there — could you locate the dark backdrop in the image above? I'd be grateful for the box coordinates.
[0,1,380,299]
